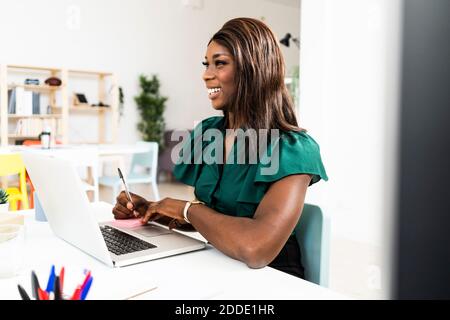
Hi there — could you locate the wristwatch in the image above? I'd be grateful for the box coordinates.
[183,199,205,223]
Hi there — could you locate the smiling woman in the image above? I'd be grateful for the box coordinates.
[202,18,299,132]
[202,43,236,111]
[113,17,328,279]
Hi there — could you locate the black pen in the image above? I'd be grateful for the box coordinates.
[54,275,62,300]
[31,270,40,300]
[118,168,134,205]
[17,284,31,300]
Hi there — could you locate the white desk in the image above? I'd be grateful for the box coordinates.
[0,208,346,300]
[97,144,150,156]
[3,143,149,156]
[1,144,151,200]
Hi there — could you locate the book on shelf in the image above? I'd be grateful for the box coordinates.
[15,118,41,137]
[8,89,16,114]
[14,118,62,137]
[23,90,33,115]
[15,86,25,115]
[32,92,41,115]
[7,87,42,115]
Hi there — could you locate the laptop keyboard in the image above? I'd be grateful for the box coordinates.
[100,226,157,256]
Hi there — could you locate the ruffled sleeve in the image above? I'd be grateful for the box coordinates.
[254,131,328,186]
[172,116,223,186]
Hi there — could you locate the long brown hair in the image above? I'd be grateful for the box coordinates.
[209,17,301,132]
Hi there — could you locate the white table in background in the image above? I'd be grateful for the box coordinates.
[97,144,150,156]
[96,144,152,175]
[0,205,346,300]
[2,143,151,194]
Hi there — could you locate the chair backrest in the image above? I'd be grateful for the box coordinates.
[294,204,330,287]
[0,154,26,177]
[0,154,28,201]
[130,141,159,180]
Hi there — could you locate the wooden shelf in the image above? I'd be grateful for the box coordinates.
[8,134,39,139]
[7,65,61,73]
[7,114,62,119]
[1,64,118,146]
[8,83,60,93]
[68,69,113,76]
[70,106,110,112]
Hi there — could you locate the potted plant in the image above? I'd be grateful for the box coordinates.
[135,74,167,151]
[0,189,9,212]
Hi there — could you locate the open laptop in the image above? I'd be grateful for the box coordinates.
[22,152,206,267]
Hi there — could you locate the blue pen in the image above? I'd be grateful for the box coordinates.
[45,265,56,293]
[80,276,93,300]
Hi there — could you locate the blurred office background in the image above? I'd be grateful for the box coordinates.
[1,0,448,299]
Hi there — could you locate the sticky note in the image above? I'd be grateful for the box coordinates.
[110,218,143,229]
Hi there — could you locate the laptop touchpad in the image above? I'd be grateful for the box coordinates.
[133,225,172,237]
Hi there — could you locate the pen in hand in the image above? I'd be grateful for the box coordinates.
[117,168,138,217]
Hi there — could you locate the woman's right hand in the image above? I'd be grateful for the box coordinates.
[112,191,152,220]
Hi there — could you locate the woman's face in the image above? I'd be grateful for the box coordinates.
[202,41,236,110]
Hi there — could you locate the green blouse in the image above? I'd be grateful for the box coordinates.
[173,116,328,218]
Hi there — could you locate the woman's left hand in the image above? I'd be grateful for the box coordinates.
[140,197,188,228]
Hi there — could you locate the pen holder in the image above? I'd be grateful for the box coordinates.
[18,267,93,300]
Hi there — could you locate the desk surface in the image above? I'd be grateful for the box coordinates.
[2,144,150,155]
[0,208,346,300]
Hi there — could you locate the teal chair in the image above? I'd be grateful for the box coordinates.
[294,204,330,287]
[99,141,160,203]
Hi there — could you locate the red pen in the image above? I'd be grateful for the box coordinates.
[59,267,65,293]
[70,285,82,300]
[38,288,49,300]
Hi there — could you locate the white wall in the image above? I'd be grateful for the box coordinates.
[299,0,402,246]
[0,0,300,144]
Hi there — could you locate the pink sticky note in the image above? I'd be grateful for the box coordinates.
[110,218,143,229]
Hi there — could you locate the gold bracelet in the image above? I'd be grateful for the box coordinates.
[182,199,205,223]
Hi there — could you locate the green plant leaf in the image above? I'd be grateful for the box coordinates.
[0,189,9,204]
[135,74,167,151]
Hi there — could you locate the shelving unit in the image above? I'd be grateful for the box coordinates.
[67,69,118,145]
[0,64,119,147]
